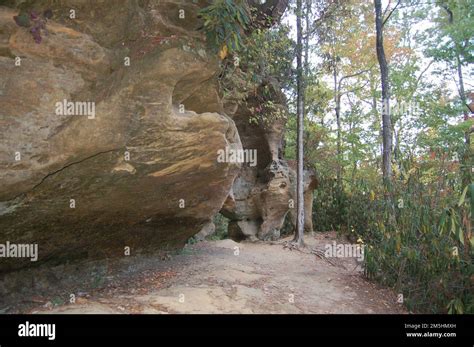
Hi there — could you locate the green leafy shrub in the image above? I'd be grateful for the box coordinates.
[314,169,473,313]
[199,0,251,53]
[363,183,473,313]
[208,214,229,240]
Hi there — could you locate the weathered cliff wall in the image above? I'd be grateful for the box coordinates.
[0,0,313,280]
[0,1,242,273]
[221,81,318,241]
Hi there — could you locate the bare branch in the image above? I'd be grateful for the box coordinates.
[337,67,374,92]
[382,0,401,27]
[409,60,434,99]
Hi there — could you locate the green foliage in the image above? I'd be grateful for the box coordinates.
[239,25,295,88]
[51,296,66,306]
[292,0,474,314]
[218,24,294,98]
[199,0,251,53]
[218,23,294,125]
[314,159,473,313]
[248,86,288,126]
[424,0,474,67]
[203,0,474,315]
[363,183,473,314]
[208,214,229,241]
[187,214,229,243]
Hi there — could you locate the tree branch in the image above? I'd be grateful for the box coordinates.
[382,0,401,27]
[337,67,374,92]
[409,60,434,99]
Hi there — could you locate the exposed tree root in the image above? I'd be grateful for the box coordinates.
[278,240,344,268]
[282,240,305,251]
[310,248,341,267]
[261,238,345,268]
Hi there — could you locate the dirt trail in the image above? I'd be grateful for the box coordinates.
[26,233,406,314]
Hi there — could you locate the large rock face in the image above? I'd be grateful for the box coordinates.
[0,0,310,281]
[0,1,242,273]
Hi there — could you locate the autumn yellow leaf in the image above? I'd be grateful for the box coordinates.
[370,190,375,201]
[218,44,228,60]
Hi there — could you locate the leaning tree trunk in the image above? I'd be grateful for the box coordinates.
[456,55,472,259]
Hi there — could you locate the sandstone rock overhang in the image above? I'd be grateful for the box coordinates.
[0,1,244,274]
[0,0,297,276]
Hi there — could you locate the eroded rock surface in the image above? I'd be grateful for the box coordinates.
[0,0,308,281]
[221,82,317,241]
[0,1,242,273]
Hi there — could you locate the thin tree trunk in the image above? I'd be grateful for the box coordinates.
[370,86,381,170]
[455,40,472,259]
[333,59,342,190]
[304,0,311,91]
[349,118,357,182]
[456,54,471,170]
[294,0,305,247]
[374,0,392,185]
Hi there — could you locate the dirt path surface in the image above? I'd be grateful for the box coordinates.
[26,233,406,314]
